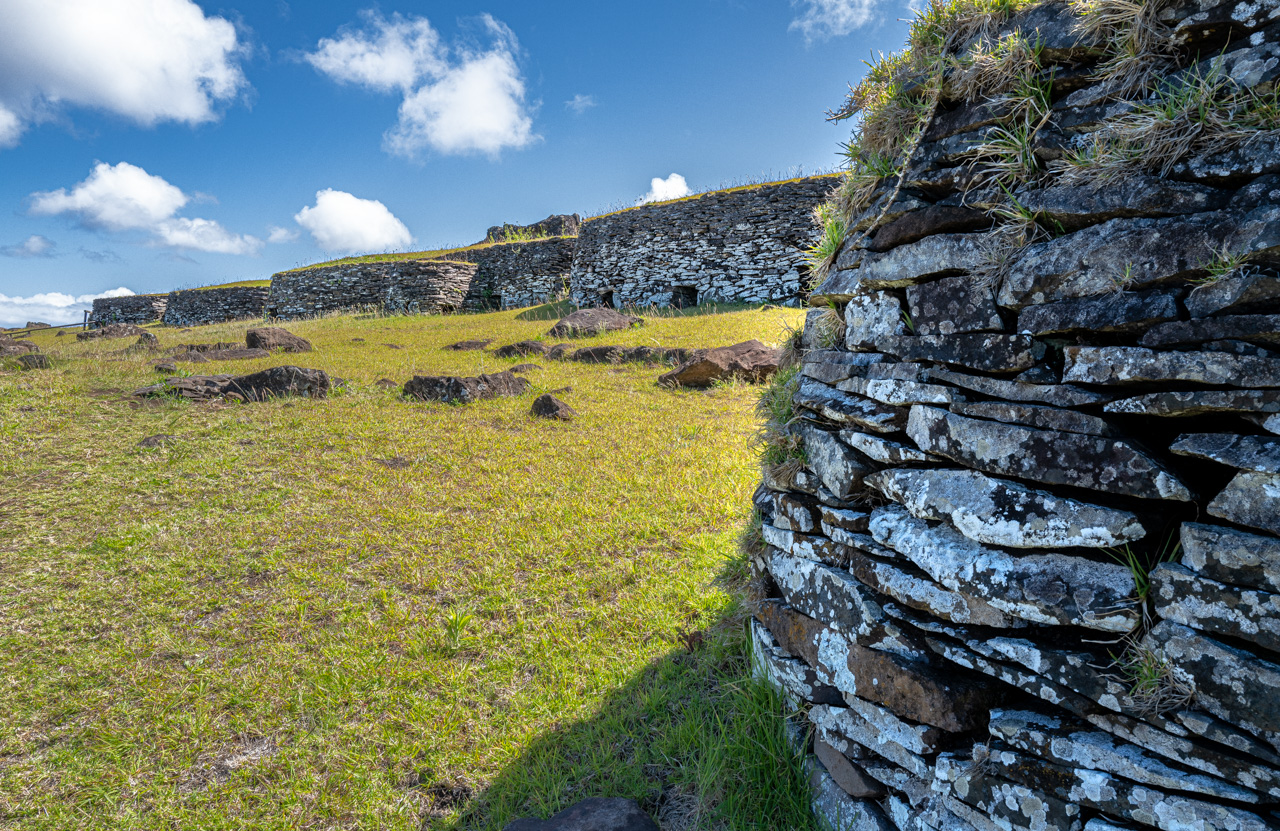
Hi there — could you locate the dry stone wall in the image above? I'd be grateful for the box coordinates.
[749,3,1280,831]
[163,286,269,327]
[450,237,577,310]
[569,177,836,309]
[265,260,478,319]
[88,295,167,328]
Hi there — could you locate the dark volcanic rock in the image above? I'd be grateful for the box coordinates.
[78,323,150,341]
[1016,176,1229,231]
[906,405,1193,501]
[530,394,575,421]
[873,334,1043,374]
[1016,288,1181,336]
[16,353,50,370]
[1171,432,1280,472]
[494,340,548,358]
[569,345,623,364]
[835,376,963,406]
[172,347,271,363]
[814,234,988,300]
[750,617,844,707]
[245,327,312,353]
[1181,522,1280,593]
[546,308,642,338]
[137,434,176,448]
[1171,134,1280,182]
[657,340,779,387]
[1186,272,1280,317]
[1208,471,1280,534]
[905,275,1003,336]
[951,401,1116,436]
[800,349,889,384]
[814,736,884,799]
[925,367,1114,407]
[869,205,992,252]
[132,366,330,402]
[445,338,492,351]
[1153,562,1280,655]
[796,378,909,434]
[403,371,529,404]
[1141,314,1280,347]
[502,797,658,831]
[1105,388,1280,416]
[844,292,905,349]
[1063,345,1280,387]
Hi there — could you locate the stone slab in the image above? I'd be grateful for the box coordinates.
[838,431,934,464]
[797,423,881,500]
[925,368,1113,407]
[1208,471,1280,535]
[797,380,910,435]
[836,377,965,406]
[1063,345,1280,387]
[843,543,1018,628]
[950,401,1115,437]
[1171,432,1280,472]
[905,274,1004,336]
[815,736,885,799]
[1181,521,1280,593]
[750,618,842,707]
[1105,388,1280,416]
[802,350,890,385]
[1153,562,1280,655]
[1015,289,1181,336]
[845,292,905,350]
[873,334,1043,374]
[1141,314,1280,347]
[1186,272,1280,317]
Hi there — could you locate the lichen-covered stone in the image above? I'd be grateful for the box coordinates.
[874,334,1043,374]
[843,543,1018,627]
[845,292,905,349]
[835,377,965,406]
[795,424,881,502]
[1063,345,1280,387]
[767,549,896,644]
[1181,522,1280,593]
[750,618,842,707]
[808,761,897,831]
[814,736,884,799]
[796,380,909,435]
[1171,432,1280,472]
[1170,133,1280,182]
[871,206,992,252]
[1186,272,1280,317]
[950,401,1116,436]
[936,753,1083,831]
[811,704,931,779]
[1015,176,1229,231]
[1104,388,1280,416]
[1160,0,1280,38]
[866,468,1146,549]
[801,350,890,384]
[906,405,1193,501]
[756,490,821,533]
[817,234,989,298]
[1141,314,1280,347]
[1015,288,1181,336]
[838,431,934,464]
[926,368,1114,407]
[905,274,1004,336]
[1152,562,1280,655]
[1208,471,1280,534]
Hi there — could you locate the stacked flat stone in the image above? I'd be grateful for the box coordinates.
[87,294,168,328]
[266,260,478,319]
[451,237,577,310]
[569,176,836,309]
[163,286,270,326]
[750,3,1280,830]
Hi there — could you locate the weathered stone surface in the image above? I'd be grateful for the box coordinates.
[1171,432,1280,472]
[756,598,829,669]
[1171,133,1280,182]
[866,468,1146,549]
[808,760,897,831]
[1182,521,1280,593]
[502,797,658,831]
[657,340,779,387]
[818,234,988,298]
[874,334,1042,374]
[906,405,1193,501]
[1147,620,1280,750]
[1184,22,1280,91]
[998,213,1233,309]
[1064,345,1280,387]
[925,368,1113,407]
[818,505,870,533]
[801,350,889,384]
[495,340,549,358]
[1209,471,1280,534]
[1105,388,1280,416]
[78,322,151,341]
[1015,288,1181,336]
[445,338,492,351]
[1160,0,1280,39]
[936,753,1083,831]
[951,401,1115,436]
[750,617,842,707]
[844,292,905,349]
[809,707,926,776]
[1017,177,1229,231]
[568,345,623,364]
[838,431,933,464]
[757,490,820,534]
[871,206,992,252]
[1142,314,1280,347]
[403,370,529,404]
[835,377,964,406]
[814,737,885,799]
[245,327,312,353]
[796,380,909,435]
[132,366,330,402]
[546,308,642,338]
[15,353,50,370]
[842,542,1019,627]
[172,347,270,363]
[870,505,1139,632]
[904,275,1004,336]
[530,394,575,421]
[763,525,846,566]
[1186,272,1280,317]
[1153,562,1280,655]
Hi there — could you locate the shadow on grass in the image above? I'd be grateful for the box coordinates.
[441,555,818,831]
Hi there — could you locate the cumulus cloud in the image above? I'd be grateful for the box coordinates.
[0,287,134,329]
[1,235,56,258]
[638,174,691,205]
[565,94,596,114]
[294,189,413,253]
[789,0,878,41]
[305,11,535,157]
[267,225,299,243]
[29,162,261,255]
[0,0,246,148]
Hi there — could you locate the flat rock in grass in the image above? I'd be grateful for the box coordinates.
[1187,272,1280,317]
[545,343,573,360]
[1146,620,1280,752]
[502,797,658,831]
[133,366,330,402]
[750,617,842,707]
[800,349,889,384]
[951,400,1116,437]
[1209,471,1280,535]
[546,308,642,338]
[997,213,1234,309]
[402,370,528,404]
[494,340,548,358]
[814,736,884,799]
[1016,176,1229,231]
[1143,314,1280,347]
[1105,388,1280,416]
[869,205,991,252]
[445,338,491,351]
[172,347,270,363]
[795,379,908,434]
[78,322,150,341]
[925,367,1113,407]
[866,468,1146,549]
[873,334,1042,374]
[835,376,963,406]
[904,275,1003,336]
[869,504,1139,632]
[620,345,690,364]
[245,327,312,353]
[657,340,779,387]
[1065,345,1280,387]
[16,353,49,370]
[137,434,176,448]
[530,394,575,421]
[906,405,1193,502]
[1181,522,1280,593]
[1153,562,1280,655]
[1015,288,1181,336]
[989,709,1260,803]
[838,431,932,464]
[1171,432,1280,472]
[569,345,622,364]
[844,292,904,350]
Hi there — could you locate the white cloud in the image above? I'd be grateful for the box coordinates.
[294,189,413,253]
[638,173,692,205]
[267,225,299,243]
[789,0,877,41]
[565,94,596,114]
[1,235,56,258]
[306,12,535,157]
[29,162,261,255]
[0,287,134,329]
[0,0,246,148]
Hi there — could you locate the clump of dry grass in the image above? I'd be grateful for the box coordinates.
[1071,0,1177,99]
[1111,638,1195,716]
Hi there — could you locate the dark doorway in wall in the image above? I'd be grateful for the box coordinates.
[266,307,278,319]
[598,290,615,308]
[671,286,698,309]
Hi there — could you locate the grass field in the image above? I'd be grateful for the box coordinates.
[0,303,817,830]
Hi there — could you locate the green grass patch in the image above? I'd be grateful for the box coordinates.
[1,304,814,830]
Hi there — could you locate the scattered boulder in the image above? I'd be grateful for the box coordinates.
[132,366,329,402]
[155,362,177,373]
[16,353,50,370]
[547,308,642,338]
[445,338,492,351]
[531,393,575,420]
[375,378,398,388]
[495,340,548,358]
[502,797,658,831]
[509,363,542,373]
[0,335,39,358]
[403,370,529,404]
[244,327,312,353]
[78,323,150,341]
[657,340,780,388]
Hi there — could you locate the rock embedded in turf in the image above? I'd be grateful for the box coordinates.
[657,340,780,387]
[402,370,529,404]
[77,323,151,341]
[244,327,312,353]
[137,434,176,448]
[569,345,623,363]
[508,363,542,374]
[16,353,50,370]
[444,338,491,351]
[171,348,271,363]
[494,340,548,358]
[132,366,330,402]
[501,797,659,831]
[545,308,642,338]
[530,394,575,421]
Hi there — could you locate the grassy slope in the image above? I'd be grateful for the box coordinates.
[0,304,815,830]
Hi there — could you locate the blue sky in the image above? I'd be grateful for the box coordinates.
[0,0,912,326]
